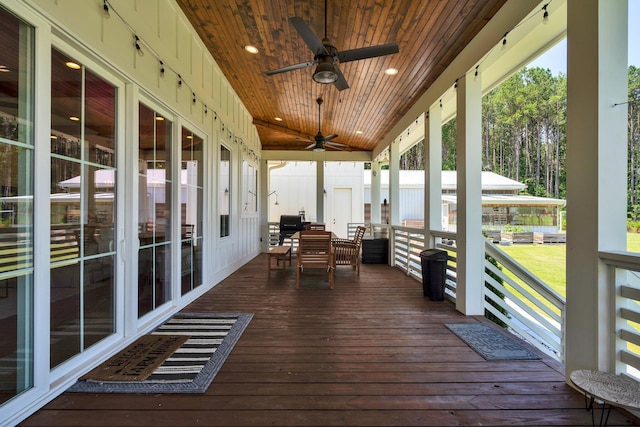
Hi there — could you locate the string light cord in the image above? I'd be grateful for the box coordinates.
[410,1,555,127]
[613,101,640,107]
[101,0,260,162]
[465,1,554,88]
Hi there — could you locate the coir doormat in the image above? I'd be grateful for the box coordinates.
[445,322,541,360]
[80,334,189,381]
[69,312,253,394]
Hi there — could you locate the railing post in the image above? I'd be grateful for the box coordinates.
[406,231,411,276]
[389,226,395,267]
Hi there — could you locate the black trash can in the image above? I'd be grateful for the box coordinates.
[419,249,448,301]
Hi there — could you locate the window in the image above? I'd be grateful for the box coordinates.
[50,48,117,368]
[219,145,231,237]
[138,104,172,316]
[242,160,257,212]
[0,5,34,404]
[181,127,203,294]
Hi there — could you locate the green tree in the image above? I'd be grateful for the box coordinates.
[442,119,456,170]
[628,66,640,220]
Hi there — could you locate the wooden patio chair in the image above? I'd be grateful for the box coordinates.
[296,230,335,289]
[332,226,366,275]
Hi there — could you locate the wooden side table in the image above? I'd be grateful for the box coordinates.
[569,369,640,426]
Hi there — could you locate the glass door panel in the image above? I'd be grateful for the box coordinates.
[138,104,172,317]
[0,5,35,404]
[50,48,116,368]
[181,127,203,295]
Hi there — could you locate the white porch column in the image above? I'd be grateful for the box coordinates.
[455,73,484,315]
[259,159,269,252]
[316,160,324,224]
[389,140,400,226]
[565,0,627,375]
[371,160,381,224]
[425,107,443,248]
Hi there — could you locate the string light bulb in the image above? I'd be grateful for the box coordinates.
[542,4,549,24]
[159,60,165,76]
[177,74,182,87]
[501,32,508,50]
[192,92,197,104]
[103,0,110,18]
[134,35,144,56]
[454,79,458,89]
[474,65,479,80]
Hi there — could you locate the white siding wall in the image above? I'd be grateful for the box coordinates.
[1,2,262,424]
[269,161,364,227]
[24,0,262,283]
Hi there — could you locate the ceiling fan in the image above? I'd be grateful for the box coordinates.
[304,97,347,151]
[264,0,399,91]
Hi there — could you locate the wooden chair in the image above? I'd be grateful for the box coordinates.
[296,230,335,289]
[332,226,366,275]
[305,223,325,230]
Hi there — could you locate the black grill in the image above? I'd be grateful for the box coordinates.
[279,215,304,244]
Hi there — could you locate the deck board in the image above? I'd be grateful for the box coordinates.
[22,255,638,426]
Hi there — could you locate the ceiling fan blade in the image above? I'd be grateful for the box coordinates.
[264,60,315,76]
[325,141,347,148]
[305,142,316,150]
[324,134,338,141]
[337,43,399,63]
[332,65,349,91]
[289,17,327,56]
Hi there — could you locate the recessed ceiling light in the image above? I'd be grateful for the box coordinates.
[65,61,81,70]
[69,116,80,121]
[50,135,58,139]
[274,117,283,122]
[244,45,259,54]
[384,68,398,75]
[0,65,9,73]
[356,130,363,135]
[155,116,165,121]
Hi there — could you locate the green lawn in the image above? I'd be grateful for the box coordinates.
[498,243,567,296]
[495,233,640,356]
[498,233,640,297]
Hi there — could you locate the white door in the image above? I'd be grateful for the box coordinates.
[332,188,352,238]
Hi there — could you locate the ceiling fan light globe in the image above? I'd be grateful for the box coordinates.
[313,62,338,84]
[313,146,325,152]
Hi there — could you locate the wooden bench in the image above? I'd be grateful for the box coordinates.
[268,245,291,270]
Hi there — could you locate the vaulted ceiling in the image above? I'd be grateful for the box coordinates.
[176,0,507,152]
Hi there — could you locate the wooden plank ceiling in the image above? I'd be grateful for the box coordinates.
[176,0,507,152]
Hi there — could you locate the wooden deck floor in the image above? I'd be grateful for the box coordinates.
[22,254,638,426]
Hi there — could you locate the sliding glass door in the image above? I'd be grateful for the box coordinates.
[180,127,203,295]
[0,5,35,404]
[138,104,172,317]
[50,48,117,368]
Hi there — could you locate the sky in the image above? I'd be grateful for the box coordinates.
[528,1,639,74]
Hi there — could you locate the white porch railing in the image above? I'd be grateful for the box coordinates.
[484,241,565,360]
[369,223,565,361]
[600,251,640,380]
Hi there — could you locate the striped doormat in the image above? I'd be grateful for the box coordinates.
[68,312,252,393]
